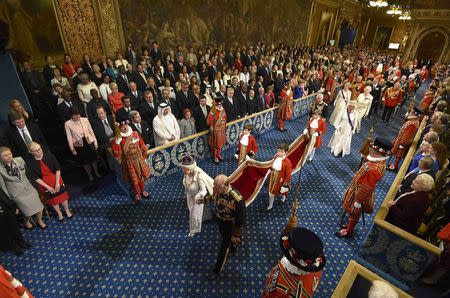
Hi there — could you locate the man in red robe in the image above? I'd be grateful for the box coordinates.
[323,70,336,104]
[418,88,436,112]
[207,97,227,163]
[277,81,293,132]
[382,82,403,123]
[265,143,292,212]
[303,109,326,163]
[336,138,393,238]
[112,119,151,203]
[235,124,258,166]
[262,227,326,298]
[388,107,422,170]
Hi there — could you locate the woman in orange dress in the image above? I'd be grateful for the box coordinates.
[108,82,125,113]
[26,142,72,221]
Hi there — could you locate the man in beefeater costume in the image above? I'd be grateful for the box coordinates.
[388,107,422,171]
[262,227,326,297]
[112,119,151,203]
[277,81,293,132]
[207,97,227,163]
[235,124,258,166]
[336,137,393,238]
[265,142,292,212]
[303,109,326,163]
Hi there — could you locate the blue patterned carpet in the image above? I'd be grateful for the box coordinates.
[0,84,428,297]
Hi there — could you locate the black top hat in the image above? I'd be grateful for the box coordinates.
[117,118,130,127]
[413,106,424,115]
[214,96,223,103]
[370,137,393,155]
[280,227,326,272]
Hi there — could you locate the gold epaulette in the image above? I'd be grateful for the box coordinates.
[229,189,242,202]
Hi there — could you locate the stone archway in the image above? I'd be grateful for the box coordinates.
[411,27,449,63]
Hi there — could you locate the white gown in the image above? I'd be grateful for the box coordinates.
[354,93,373,133]
[329,89,351,128]
[328,110,356,157]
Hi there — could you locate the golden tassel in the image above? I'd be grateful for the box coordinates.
[282,180,300,235]
[359,125,374,158]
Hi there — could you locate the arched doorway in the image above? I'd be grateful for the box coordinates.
[416,31,446,62]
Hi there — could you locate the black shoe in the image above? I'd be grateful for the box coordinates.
[207,270,218,280]
[263,207,273,212]
[218,156,224,162]
[283,128,288,131]
[15,248,25,256]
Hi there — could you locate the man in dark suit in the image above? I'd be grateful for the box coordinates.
[133,64,149,92]
[164,63,177,88]
[159,87,180,119]
[8,114,49,159]
[176,81,194,114]
[116,65,131,94]
[246,89,258,115]
[129,110,154,148]
[223,87,240,122]
[91,106,115,150]
[152,70,164,88]
[145,77,161,102]
[81,54,94,77]
[208,58,219,84]
[21,61,45,116]
[369,77,383,118]
[216,84,226,99]
[397,156,435,196]
[255,87,266,112]
[115,96,136,121]
[139,90,158,126]
[57,90,85,123]
[150,42,163,62]
[235,84,248,117]
[257,62,271,88]
[193,95,210,132]
[225,50,234,68]
[127,82,143,110]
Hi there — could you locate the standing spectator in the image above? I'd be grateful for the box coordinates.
[116,65,131,93]
[125,44,137,69]
[20,61,45,116]
[27,142,73,221]
[77,73,99,115]
[42,56,58,86]
[264,85,275,109]
[192,95,210,132]
[127,82,142,110]
[91,64,104,86]
[64,107,101,182]
[114,52,128,68]
[107,82,125,114]
[139,90,158,126]
[50,68,70,96]
[57,90,85,123]
[8,113,49,159]
[8,99,34,125]
[115,96,136,121]
[87,89,111,119]
[223,86,240,122]
[106,59,119,82]
[99,75,112,102]
[179,109,197,139]
[0,147,46,229]
[129,111,154,148]
[0,186,30,256]
[81,54,94,76]
[91,106,115,150]
[153,103,180,147]
[369,77,383,117]
[62,53,80,80]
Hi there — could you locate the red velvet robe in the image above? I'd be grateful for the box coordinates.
[207,107,227,149]
[306,118,326,148]
[111,131,151,185]
[262,261,322,298]
[419,91,435,111]
[277,88,293,120]
[383,87,403,107]
[342,160,386,216]
[324,77,336,103]
[0,265,34,298]
[237,133,258,165]
[269,157,292,196]
[391,118,419,158]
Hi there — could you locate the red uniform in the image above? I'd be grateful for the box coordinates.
[237,133,258,165]
[390,117,419,169]
[262,261,322,298]
[383,87,403,107]
[323,77,336,104]
[418,90,435,111]
[420,69,429,82]
[306,118,326,148]
[0,265,34,298]
[112,130,151,199]
[277,88,293,130]
[269,157,292,196]
[207,107,227,160]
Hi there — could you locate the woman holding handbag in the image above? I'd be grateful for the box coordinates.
[26,142,72,221]
[64,106,101,182]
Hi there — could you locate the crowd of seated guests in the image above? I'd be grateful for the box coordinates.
[383,64,449,287]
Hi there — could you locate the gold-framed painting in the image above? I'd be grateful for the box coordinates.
[0,0,65,67]
[372,26,393,50]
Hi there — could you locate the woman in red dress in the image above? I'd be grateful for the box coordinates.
[26,142,72,221]
[108,82,125,113]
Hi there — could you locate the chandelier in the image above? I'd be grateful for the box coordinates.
[369,0,388,7]
[399,11,412,20]
[386,5,403,15]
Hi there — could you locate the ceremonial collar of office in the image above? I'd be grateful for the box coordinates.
[367,154,389,162]
[120,126,133,137]
[280,257,309,276]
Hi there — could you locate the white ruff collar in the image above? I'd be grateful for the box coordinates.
[367,154,389,162]
[120,126,133,137]
[240,134,249,146]
[280,257,309,275]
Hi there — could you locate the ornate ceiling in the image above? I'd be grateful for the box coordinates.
[358,0,450,9]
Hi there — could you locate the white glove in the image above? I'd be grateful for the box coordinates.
[353,202,362,208]
[234,154,239,159]
[114,138,122,145]
[399,145,404,149]
[312,132,319,137]
[327,91,331,95]
[245,155,250,161]
[303,128,308,135]
[280,186,289,194]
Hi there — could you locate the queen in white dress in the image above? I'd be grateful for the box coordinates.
[329,101,357,157]
[329,82,352,128]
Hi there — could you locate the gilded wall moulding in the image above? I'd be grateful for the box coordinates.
[53,0,103,61]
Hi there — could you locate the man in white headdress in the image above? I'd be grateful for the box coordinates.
[329,82,352,128]
[153,102,180,147]
[354,86,373,133]
[329,101,357,157]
